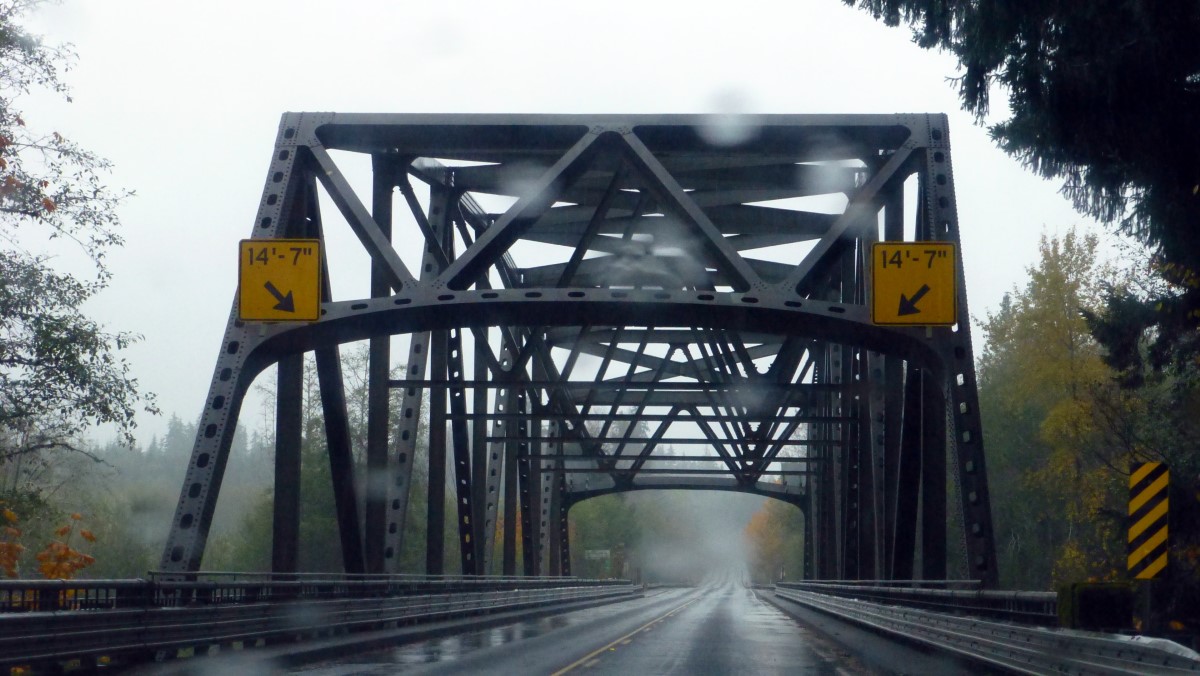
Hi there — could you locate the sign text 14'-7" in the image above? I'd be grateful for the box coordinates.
[245,244,316,266]
[879,247,949,270]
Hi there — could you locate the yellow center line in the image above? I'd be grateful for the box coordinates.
[550,596,700,675]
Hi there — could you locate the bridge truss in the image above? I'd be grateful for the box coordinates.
[160,114,999,587]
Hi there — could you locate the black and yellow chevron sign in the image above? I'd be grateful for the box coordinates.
[1128,462,1169,580]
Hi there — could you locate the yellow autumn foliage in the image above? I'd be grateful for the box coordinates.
[0,504,98,580]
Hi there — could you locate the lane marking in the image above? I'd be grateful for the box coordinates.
[550,595,700,675]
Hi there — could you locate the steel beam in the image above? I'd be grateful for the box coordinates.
[363,156,394,573]
[272,354,303,574]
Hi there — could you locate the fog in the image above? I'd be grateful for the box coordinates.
[570,490,778,585]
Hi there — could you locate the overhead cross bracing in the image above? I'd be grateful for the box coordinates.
[160,113,999,587]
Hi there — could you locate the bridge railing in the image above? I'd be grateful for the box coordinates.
[0,575,640,671]
[0,573,632,613]
[775,580,1058,626]
[771,583,1200,674]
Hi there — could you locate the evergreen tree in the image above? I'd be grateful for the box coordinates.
[845,0,1200,368]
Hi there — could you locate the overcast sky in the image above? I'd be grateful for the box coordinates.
[20,0,1108,445]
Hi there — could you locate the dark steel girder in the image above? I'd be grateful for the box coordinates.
[233,293,944,372]
[565,476,806,509]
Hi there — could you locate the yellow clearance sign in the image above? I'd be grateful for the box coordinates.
[871,242,957,326]
[238,239,322,322]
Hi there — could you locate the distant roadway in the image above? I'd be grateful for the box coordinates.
[290,573,980,675]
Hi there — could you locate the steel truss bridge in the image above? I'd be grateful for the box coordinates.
[160,113,998,587]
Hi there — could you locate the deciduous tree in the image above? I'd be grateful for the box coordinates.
[0,0,154,476]
[977,229,1123,587]
[743,497,803,583]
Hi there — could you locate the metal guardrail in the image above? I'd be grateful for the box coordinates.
[0,574,631,612]
[777,580,1058,626]
[0,577,638,671]
[773,586,1200,674]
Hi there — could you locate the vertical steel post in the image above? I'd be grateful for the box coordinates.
[547,422,563,576]
[427,328,448,576]
[425,185,452,576]
[842,348,860,580]
[815,356,838,580]
[921,373,948,580]
[856,349,879,580]
[923,117,1000,587]
[364,156,394,573]
[829,262,849,579]
[272,353,303,574]
[880,180,906,578]
[519,390,542,576]
[472,340,492,573]
[891,363,922,580]
[881,355,904,578]
[503,387,525,576]
[382,176,443,572]
[802,494,815,580]
[559,489,572,577]
[448,325,478,574]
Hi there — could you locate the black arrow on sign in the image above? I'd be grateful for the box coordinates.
[898,284,931,316]
[263,281,295,312]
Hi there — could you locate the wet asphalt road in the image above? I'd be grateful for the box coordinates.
[291,575,865,675]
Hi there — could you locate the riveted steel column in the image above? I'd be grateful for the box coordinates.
[448,325,478,574]
[559,482,572,577]
[503,386,525,576]
[864,350,886,580]
[160,116,309,574]
[425,186,452,576]
[880,178,905,579]
[518,440,536,576]
[814,355,837,580]
[802,493,815,580]
[921,364,948,580]
[828,260,850,580]
[851,348,880,580]
[519,389,543,576]
[892,363,922,580]
[272,353,303,574]
[382,168,442,572]
[364,156,395,573]
[923,116,999,587]
[839,251,863,579]
[547,421,564,576]
[472,340,492,573]
[427,328,448,575]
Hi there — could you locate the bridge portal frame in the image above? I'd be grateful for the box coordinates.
[159,113,998,587]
